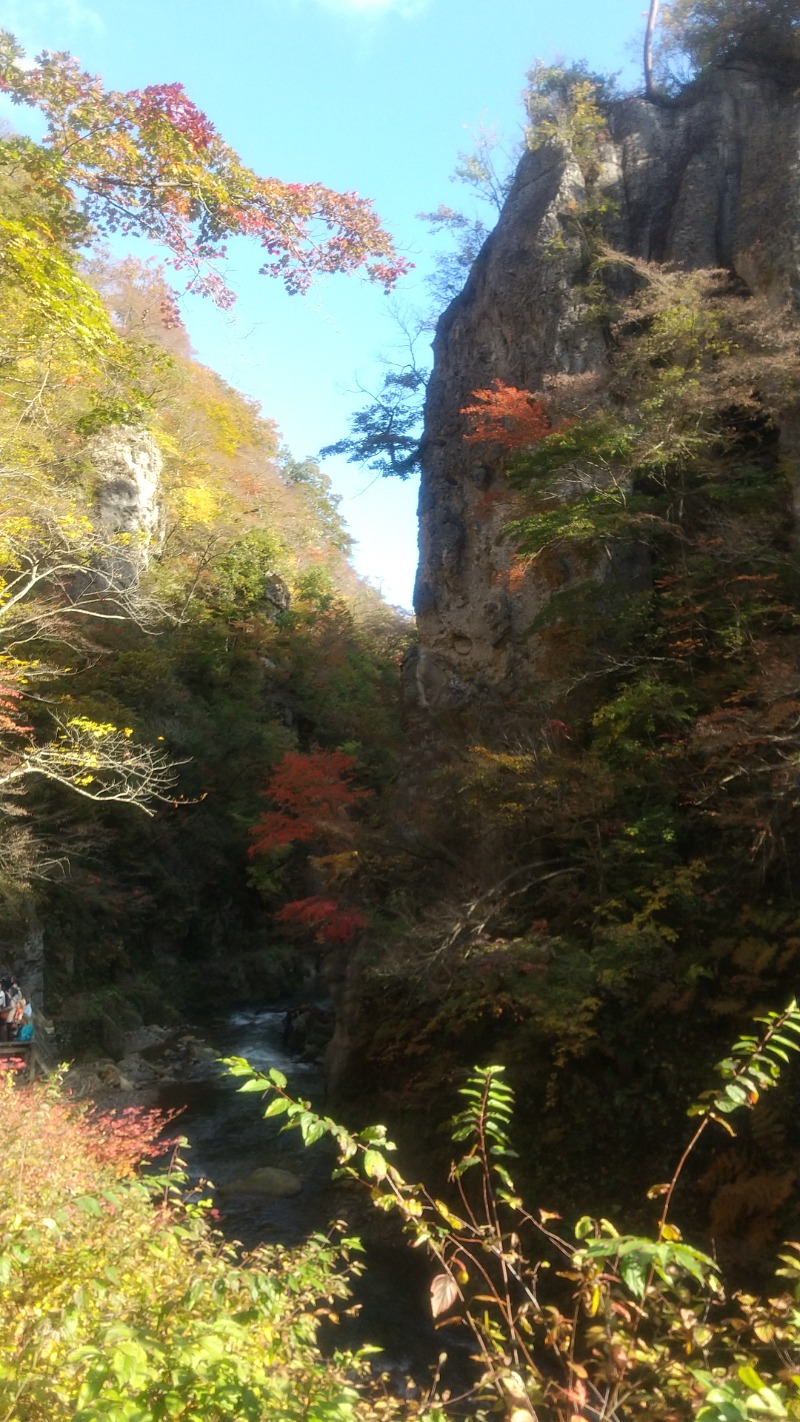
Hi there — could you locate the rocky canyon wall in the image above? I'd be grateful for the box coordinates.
[412,57,800,708]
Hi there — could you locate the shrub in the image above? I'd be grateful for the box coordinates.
[228,999,800,1422]
[0,1068,435,1421]
[659,0,800,76]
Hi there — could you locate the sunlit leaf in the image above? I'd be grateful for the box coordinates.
[429,1272,460,1319]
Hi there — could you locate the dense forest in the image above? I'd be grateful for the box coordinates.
[0,29,410,1034]
[4,2,800,1419]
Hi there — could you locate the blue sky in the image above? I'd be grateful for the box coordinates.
[2,0,643,608]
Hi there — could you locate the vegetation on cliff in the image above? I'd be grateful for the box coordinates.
[658,0,800,78]
[0,29,409,1020]
[324,7,800,1283]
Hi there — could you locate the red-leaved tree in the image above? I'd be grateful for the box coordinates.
[248,749,371,856]
[275,896,367,946]
[249,749,371,946]
[5,1075,180,1187]
[0,672,31,737]
[461,380,551,452]
[0,30,409,306]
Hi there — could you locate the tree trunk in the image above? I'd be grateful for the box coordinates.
[644,0,661,98]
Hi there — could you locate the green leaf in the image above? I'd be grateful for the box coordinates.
[738,1366,765,1392]
[74,1195,103,1215]
[263,1096,290,1118]
[721,1083,750,1105]
[453,1155,480,1176]
[363,1150,387,1181]
[751,1386,788,1416]
[619,1254,648,1298]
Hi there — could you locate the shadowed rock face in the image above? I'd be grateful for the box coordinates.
[413,58,800,706]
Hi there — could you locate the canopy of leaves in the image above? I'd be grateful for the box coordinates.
[659,0,800,76]
[0,29,408,305]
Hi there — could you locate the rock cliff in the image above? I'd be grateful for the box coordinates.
[90,426,164,584]
[413,56,800,706]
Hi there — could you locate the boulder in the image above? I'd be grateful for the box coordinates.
[122,1024,173,1056]
[218,1166,302,1198]
[116,1053,160,1086]
[62,1058,127,1098]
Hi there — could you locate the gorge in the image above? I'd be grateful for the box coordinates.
[4,7,800,1419]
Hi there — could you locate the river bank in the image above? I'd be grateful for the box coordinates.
[59,1002,466,1392]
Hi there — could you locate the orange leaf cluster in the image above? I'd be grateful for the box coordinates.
[461,380,551,451]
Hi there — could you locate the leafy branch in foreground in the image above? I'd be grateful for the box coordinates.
[0,715,182,815]
[319,366,426,480]
[226,998,800,1422]
[0,29,408,305]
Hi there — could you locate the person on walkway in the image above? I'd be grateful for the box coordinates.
[0,977,20,1042]
[8,994,26,1040]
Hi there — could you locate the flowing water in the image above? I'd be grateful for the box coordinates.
[157,1005,464,1385]
[159,1008,339,1250]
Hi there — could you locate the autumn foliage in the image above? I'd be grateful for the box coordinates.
[275,895,367,945]
[461,379,551,451]
[6,1075,177,1191]
[1,1067,406,1422]
[248,748,371,856]
[0,671,30,736]
[250,749,371,946]
[0,30,408,305]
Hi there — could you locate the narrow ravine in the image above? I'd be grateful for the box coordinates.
[157,1005,462,1387]
[158,1008,339,1250]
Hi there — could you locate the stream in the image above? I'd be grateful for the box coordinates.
[157,1005,464,1387]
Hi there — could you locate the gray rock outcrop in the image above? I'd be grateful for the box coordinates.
[90,427,164,582]
[218,1166,303,1198]
[9,907,45,1011]
[414,57,800,701]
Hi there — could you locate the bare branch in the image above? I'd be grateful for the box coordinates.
[0,717,184,817]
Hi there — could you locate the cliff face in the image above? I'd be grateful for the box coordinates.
[413,58,800,706]
[90,427,164,584]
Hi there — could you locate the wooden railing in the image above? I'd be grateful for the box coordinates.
[0,1038,49,1081]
